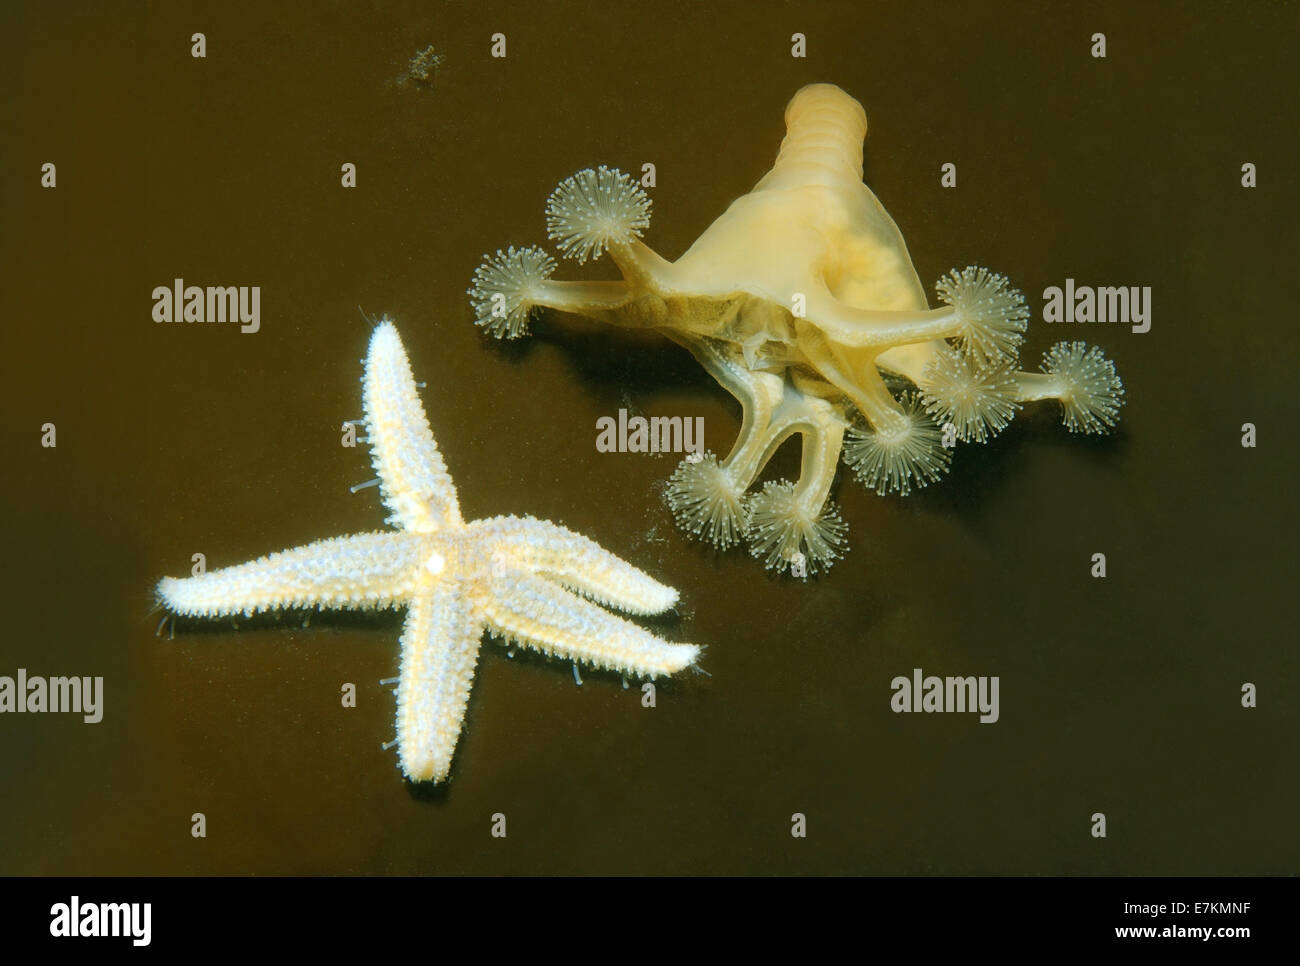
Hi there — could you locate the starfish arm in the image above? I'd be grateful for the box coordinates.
[483,569,699,678]
[395,577,483,783]
[476,516,679,616]
[157,532,425,617]
[363,321,462,533]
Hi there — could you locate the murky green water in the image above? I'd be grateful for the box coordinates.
[1,0,1295,874]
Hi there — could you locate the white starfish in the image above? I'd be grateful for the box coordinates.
[158,320,700,783]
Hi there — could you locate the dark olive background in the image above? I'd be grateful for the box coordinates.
[1,0,1295,874]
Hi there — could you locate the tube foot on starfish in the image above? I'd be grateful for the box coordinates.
[158,320,700,784]
[468,83,1125,576]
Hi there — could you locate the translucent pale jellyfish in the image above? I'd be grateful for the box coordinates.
[468,83,1124,576]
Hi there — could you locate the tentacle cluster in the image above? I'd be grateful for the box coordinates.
[911,267,1026,445]
[1041,341,1126,433]
[745,482,847,576]
[664,455,846,577]
[843,392,951,495]
[663,452,747,550]
[843,267,1122,507]
[545,165,652,264]
[918,344,1021,444]
[467,245,556,339]
[468,165,650,339]
[936,265,1029,363]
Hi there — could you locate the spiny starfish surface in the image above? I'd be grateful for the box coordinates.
[158,320,700,783]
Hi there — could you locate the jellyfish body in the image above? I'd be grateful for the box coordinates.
[469,84,1124,575]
